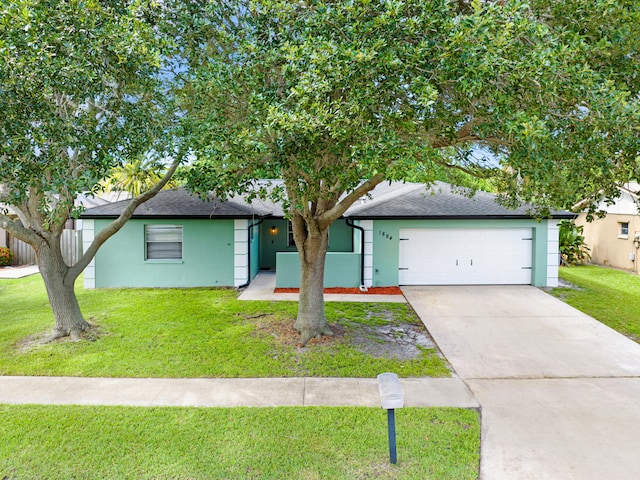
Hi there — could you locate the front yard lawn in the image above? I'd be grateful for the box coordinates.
[0,275,449,378]
[551,265,640,342]
[0,405,480,480]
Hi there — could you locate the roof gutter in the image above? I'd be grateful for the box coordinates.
[345,218,368,292]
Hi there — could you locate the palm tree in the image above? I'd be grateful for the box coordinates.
[101,156,178,197]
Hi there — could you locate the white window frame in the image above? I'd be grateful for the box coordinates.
[287,221,295,247]
[619,222,629,238]
[145,224,183,260]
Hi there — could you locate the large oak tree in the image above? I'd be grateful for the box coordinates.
[181,0,639,345]
[0,1,184,340]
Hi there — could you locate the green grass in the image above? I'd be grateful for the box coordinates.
[551,265,640,342]
[0,404,480,479]
[0,275,449,378]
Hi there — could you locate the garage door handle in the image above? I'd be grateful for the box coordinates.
[521,267,532,269]
[470,259,473,266]
[399,267,409,270]
[456,260,458,266]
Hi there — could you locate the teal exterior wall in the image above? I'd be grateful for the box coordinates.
[92,216,552,289]
[259,219,354,270]
[260,219,289,270]
[371,219,551,287]
[275,252,361,288]
[94,219,235,288]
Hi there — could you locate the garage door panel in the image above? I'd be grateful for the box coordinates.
[399,228,532,285]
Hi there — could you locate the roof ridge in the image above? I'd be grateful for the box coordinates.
[346,182,428,214]
[618,182,640,199]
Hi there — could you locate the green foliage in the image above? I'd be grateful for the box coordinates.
[530,0,640,96]
[551,265,640,342]
[559,220,591,266]
[0,247,12,266]
[0,0,182,226]
[0,405,480,479]
[0,1,186,333]
[0,275,449,378]
[182,0,639,215]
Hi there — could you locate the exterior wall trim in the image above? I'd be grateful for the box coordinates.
[546,220,560,287]
[234,219,249,287]
[81,219,96,289]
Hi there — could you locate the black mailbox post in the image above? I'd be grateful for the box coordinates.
[377,372,405,464]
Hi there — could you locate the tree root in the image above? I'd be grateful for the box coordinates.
[40,323,91,344]
[299,324,335,347]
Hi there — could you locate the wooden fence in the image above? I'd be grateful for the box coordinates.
[8,230,83,266]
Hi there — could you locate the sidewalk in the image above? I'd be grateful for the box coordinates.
[0,265,39,279]
[0,376,478,409]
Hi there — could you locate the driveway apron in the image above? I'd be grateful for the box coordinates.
[403,285,640,480]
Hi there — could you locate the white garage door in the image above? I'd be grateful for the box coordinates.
[398,228,533,285]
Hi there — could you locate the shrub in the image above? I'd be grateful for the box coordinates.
[559,220,591,266]
[0,246,13,266]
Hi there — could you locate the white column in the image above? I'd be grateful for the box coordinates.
[360,220,374,288]
[82,219,96,289]
[546,220,560,287]
[234,220,249,287]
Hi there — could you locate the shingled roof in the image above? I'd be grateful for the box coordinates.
[345,181,573,219]
[80,187,274,219]
[80,182,573,220]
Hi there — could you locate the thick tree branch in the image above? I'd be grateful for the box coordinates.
[0,213,44,247]
[317,173,386,227]
[430,117,487,148]
[24,188,50,240]
[68,158,181,279]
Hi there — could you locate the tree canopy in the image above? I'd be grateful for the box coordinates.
[183,0,638,208]
[0,0,183,339]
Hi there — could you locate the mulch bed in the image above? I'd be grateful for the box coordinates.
[274,286,403,295]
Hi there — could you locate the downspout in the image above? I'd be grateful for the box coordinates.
[238,219,264,289]
[345,217,368,292]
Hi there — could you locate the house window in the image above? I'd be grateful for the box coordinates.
[288,221,295,247]
[145,225,183,260]
[620,222,629,238]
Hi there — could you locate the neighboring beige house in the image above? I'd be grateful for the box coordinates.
[575,182,640,274]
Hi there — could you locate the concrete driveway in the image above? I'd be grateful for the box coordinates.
[403,285,640,480]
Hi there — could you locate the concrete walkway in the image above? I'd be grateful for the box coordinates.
[403,285,640,480]
[0,265,39,279]
[0,376,477,409]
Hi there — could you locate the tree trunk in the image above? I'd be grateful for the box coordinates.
[37,240,89,342]
[293,229,333,346]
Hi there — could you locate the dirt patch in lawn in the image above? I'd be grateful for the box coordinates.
[15,320,108,352]
[347,322,437,360]
[556,278,584,290]
[249,313,439,360]
[250,315,346,348]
